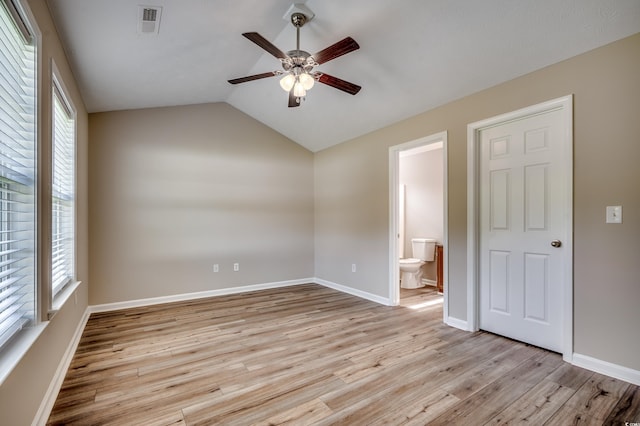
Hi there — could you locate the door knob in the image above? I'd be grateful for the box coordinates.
[550,240,562,248]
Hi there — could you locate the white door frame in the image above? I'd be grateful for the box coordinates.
[389,131,448,318]
[466,95,573,361]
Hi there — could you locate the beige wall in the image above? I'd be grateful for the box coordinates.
[400,148,444,281]
[88,103,314,305]
[0,0,90,424]
[314,32,640,371]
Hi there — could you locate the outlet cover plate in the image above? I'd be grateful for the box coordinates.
[606,205,622,223]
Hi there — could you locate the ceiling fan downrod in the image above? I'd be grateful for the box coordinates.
[291,12,306,55]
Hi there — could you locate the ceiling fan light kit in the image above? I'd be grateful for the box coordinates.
[228,4,361,107]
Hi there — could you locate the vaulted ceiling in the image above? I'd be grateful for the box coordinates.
[46,0,640,152]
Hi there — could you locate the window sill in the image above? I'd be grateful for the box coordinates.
[0,322,47,386]
[0,281,82,386]
[50,280,82,318]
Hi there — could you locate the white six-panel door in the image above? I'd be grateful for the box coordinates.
[479,108,566,353]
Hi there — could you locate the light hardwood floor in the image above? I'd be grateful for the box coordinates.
[48,284,640,425]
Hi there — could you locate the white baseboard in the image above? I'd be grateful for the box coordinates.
[445,315,471,331]
[572,353,640,386]
[89,278,314,313]
[421,278,437,287]
[313,278,393,306]
[90,278,394,314]
[32,308,91,426]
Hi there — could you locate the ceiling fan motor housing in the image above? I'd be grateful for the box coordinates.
[282,50,317,74]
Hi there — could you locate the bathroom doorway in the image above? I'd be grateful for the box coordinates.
[389,132,448,320]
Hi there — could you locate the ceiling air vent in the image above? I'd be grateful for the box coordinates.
[138,6,162,35]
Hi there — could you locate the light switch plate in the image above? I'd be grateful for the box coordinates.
[606,206,622,224]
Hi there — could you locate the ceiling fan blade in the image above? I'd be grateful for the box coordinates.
[288,90,300,108]
[317,73,361,95]
[242,32,288,59]
[311,37,359,65]
[228,72,277,84]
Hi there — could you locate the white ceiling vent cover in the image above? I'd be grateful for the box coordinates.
[138,6,162,35]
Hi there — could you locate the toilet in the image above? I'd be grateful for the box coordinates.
[400,238,436,289]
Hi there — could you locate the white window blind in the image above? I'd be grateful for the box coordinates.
[0,0,37,349]
[51,83,74,298]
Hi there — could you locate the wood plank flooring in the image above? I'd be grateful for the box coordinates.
[48,284,640,425]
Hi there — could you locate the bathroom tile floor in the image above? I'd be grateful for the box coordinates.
[48,283,640,425]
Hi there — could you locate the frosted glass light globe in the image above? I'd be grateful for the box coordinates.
[293,81,306,97]
[279,74,295,91]
[299,72,315,90]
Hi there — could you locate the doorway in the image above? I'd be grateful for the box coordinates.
[389,132,448,320]
[467,95,573,360]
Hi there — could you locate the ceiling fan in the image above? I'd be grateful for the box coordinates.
[228,7,361,108]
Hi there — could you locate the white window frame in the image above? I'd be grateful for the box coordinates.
[0,0,43,386]
[50,60,77,311]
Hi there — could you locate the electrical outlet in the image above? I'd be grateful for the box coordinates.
[213,264,219,273]
[233,263,239,272]
[352,263,356,272]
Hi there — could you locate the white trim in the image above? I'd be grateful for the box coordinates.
[572,353,640,387]
[466,95,574,360]
[0,0,44,379]
[0,323,46,386]
[442,137,449,322]
[388,132,448,316]
[49,59,78,313]
[389,145,401,305]
[444,316,470,331]
[50,60,76,118]
[421,278,437,287]
[89,278,313,313]
[466,122,479,332]
[90,277,393,314]
[32,308,90,426]
[314,278,392,306]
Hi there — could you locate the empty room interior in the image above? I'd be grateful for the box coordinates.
[1,0,639,424]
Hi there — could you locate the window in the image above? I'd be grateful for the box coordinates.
[0,0,37,350]
[51,77,75,299]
